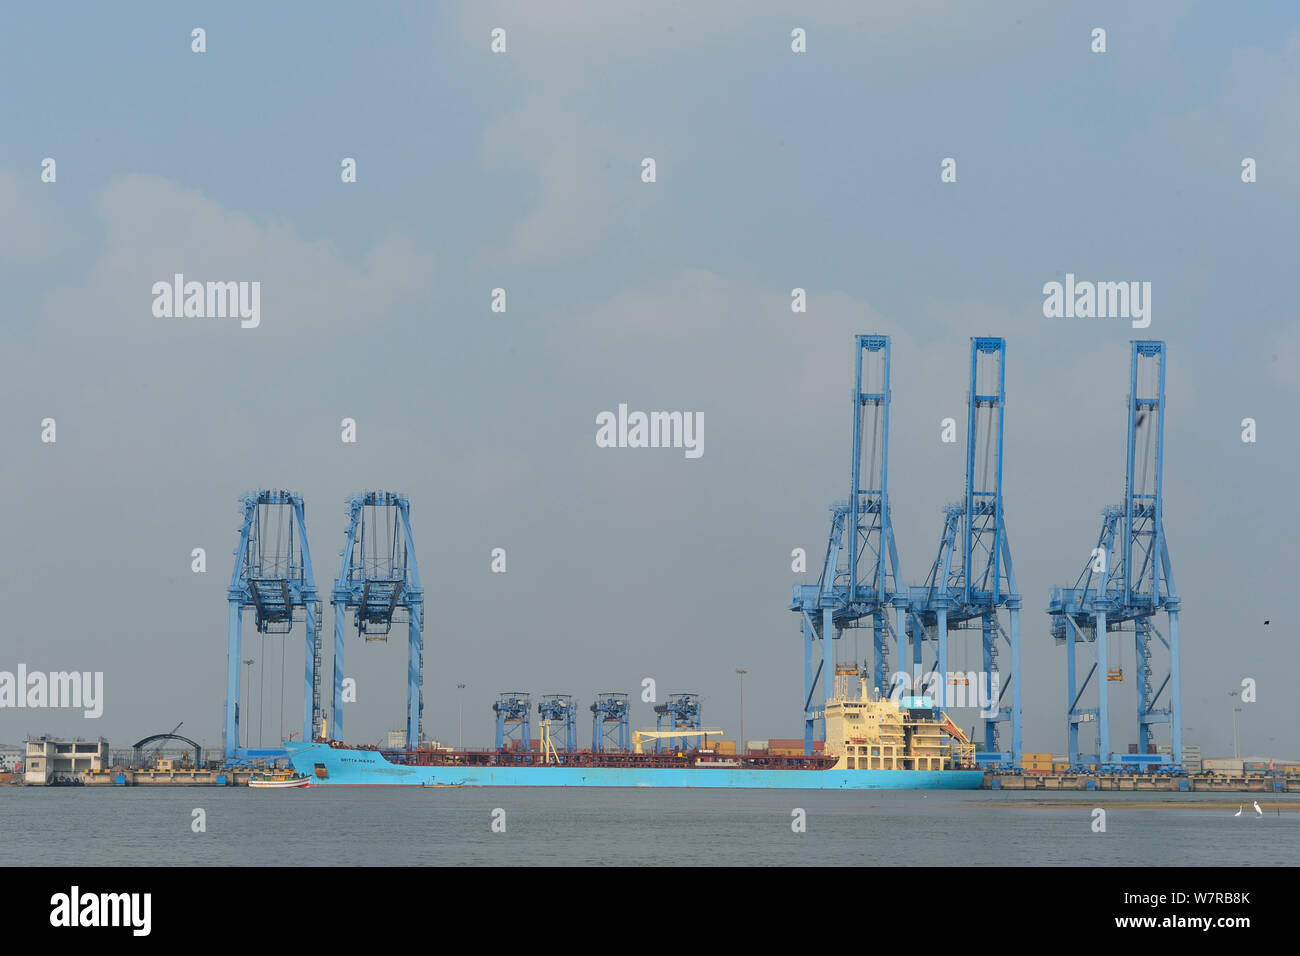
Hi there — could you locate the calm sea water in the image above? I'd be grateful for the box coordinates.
[5,787,1297,866]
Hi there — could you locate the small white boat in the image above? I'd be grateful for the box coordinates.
[249,770,310,789]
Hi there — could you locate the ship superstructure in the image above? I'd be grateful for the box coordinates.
[822,672,975,772]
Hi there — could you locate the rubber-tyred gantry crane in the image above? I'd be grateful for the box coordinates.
[653,693,702,753]
[538,694,578,752]
[590,693,630,751]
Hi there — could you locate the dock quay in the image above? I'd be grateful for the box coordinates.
[18,769,1300,792]
[79,769,257,786]
[985,773,1300,793]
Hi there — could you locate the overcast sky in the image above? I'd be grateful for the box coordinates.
[1,2,1296,760]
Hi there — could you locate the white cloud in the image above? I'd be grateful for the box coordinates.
[459,1,1055,265]
[0,167,69,261]
[39,174,432,340]
[480,94,660,262]
[1161,32,1300,192]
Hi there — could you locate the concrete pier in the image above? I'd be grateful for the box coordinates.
[986,773,1300,793]
[78,769,256,786]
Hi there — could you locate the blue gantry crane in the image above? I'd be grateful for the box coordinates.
[494,693,532,750]
[225,490,321,759]
[790,335,908,754]
[906,338,1022,767]
[537,695,578,752]
[653,693,701,753]
[330,491,425,749]
[1049,341,1181,772]
[590,693,630,751]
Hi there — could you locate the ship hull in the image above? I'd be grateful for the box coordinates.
[285,743,985,790]
[249,777,310,789]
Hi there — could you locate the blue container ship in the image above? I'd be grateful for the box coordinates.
[284,684,986,791]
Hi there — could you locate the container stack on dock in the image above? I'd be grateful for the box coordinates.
[1022,752,1052,775]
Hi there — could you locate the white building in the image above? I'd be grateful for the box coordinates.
[0,744,23,772]
[23,737,110,784]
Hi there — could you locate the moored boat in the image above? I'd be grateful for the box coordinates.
[249,769,310,789]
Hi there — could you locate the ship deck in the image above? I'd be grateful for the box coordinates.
[355,744,841,771]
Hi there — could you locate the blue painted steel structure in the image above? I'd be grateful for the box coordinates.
[590,692,630,751]
[906,338,1022,767]
[538,694,578,751]
[653,693,701,753]
[224,490,321,759]
[330,491,424,748]
[790,335,907,755]
[1049,341,1181,771]
[493,693,531,750]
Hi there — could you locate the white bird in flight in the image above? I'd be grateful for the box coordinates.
[1253,801,1263,816]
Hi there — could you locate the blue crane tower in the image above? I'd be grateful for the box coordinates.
[537,695,578,752]
[906,338,1022,767]
[330,491,425,748]
[790,335,907,754]
[1048,341,1181,772]
[653,693,701,753]
[590,693,630,751]
[493,693,532,750]
[225,490,321,759]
